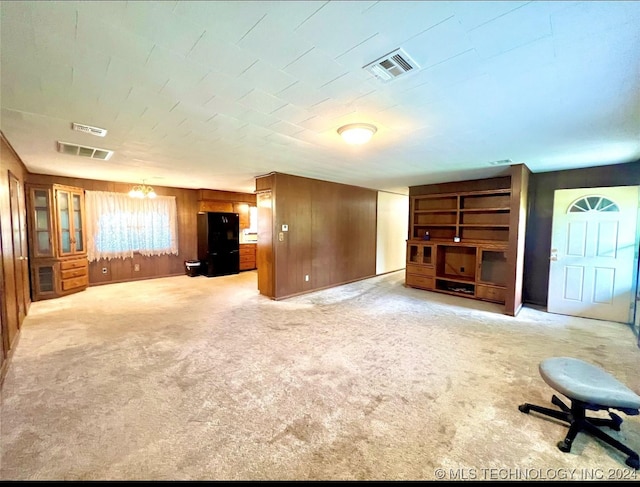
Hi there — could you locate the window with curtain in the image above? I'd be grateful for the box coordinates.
[84,190,179,262]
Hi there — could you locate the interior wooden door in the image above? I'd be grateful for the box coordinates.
[9,172,27,327]
[548,186,639,323]
[0,216,7,361]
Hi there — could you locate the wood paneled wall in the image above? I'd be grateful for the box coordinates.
[524,161,640,307]
[505,164,530,316]
[0,133,30,384]
[256,172,377,299]
[26,173,199,284]
[25,174,256,286]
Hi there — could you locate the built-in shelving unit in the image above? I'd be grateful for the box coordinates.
[405,165,530,315]
[410,189,511,243]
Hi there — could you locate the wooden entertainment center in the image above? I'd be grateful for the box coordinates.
[406,164,530,316]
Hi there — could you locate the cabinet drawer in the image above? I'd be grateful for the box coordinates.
[61,266,88,280]
[476,285,505,303]
[406,264,434,276]
[406,274,434,290]
[239,245,256,256]
[60,258,87,270]
[62,275,88,291]
[240,254,255,263]
[239,261,256,271]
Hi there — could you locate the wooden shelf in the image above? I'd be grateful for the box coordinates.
[435,278,475,296]
[436,274,475,284]
[416,224,457,227]
[460,207,510,212]
[459,224,510,228]
[410,190,512,242]
[414,209,458,213]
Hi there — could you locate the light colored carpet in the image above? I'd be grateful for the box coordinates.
[1,270,639,480]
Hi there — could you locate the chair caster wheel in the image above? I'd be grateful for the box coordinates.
[518,404,530,414]
[557,440,572,453]
[626,456,639,470]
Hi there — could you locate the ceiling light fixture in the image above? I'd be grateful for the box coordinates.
[337,123,377,145]
[128,180,156,199]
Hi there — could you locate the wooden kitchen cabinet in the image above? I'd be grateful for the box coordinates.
[239,244,256,271]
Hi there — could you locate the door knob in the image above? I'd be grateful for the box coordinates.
[549,249,558,261]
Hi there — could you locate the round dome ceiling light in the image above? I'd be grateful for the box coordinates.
[337,123,377,144]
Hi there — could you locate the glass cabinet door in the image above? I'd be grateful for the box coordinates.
[421,244,432,265]
[407,243,433,265]
[31,188,54,257]
[72,192,84,252]
[55,187,85,255]
[408,243,421,264]
[36,264,56,294]
[478,249,507,286]
[57,189,72,255]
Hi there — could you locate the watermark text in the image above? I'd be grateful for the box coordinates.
[433,467,638,481]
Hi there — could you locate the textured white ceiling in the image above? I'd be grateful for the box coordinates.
[1,1,639,195]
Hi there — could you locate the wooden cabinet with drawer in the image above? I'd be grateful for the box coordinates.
[405,241,435,290]
[60,258,89,292]
[475,284,506,304]
[239,244,256,271]
[26,183,89,301]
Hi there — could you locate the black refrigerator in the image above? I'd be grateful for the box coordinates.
[197,212,240,277]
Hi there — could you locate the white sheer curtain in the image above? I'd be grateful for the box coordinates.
[85,190,179,262]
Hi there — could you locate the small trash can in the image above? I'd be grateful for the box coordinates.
[185,260,201,277]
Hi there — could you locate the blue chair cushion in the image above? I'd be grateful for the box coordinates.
[539,357,640,411]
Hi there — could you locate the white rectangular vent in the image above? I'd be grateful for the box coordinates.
[57,141,113,160]
[488,159,513,166]
[363,48,419,83]
[72,122,107,137]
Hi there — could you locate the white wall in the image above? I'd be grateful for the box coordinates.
[376,191,409,275]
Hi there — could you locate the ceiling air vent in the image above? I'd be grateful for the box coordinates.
[363,48,419,83]
[488,159,513,166]
[57,141,114,160]
[72,122,107,137]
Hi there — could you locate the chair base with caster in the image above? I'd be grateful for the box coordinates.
[519,357,640,470]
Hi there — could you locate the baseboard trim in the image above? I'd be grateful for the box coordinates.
[89,272,184,287]
[271,273,379,301]
[0,328,21,389]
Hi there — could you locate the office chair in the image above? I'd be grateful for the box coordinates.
[519,357,640,469]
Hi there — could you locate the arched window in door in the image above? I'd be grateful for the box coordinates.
[568,196,619,213]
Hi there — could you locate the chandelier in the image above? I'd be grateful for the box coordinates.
[128,181,156,199]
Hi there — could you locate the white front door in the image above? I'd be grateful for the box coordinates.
[548,186,639,323]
